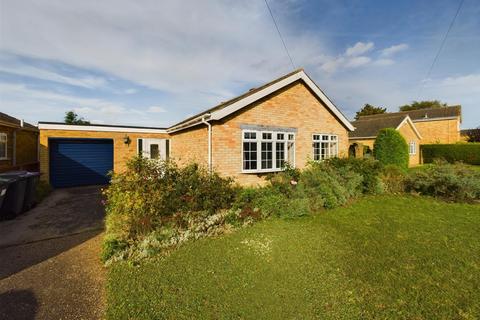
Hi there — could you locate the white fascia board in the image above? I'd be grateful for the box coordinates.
[396,116,422,140]
[167,114,212,133]
[38,123,167,134]
[210,70,355,131]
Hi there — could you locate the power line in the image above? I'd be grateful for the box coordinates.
[264,0,296,70]
[417,0,465,98]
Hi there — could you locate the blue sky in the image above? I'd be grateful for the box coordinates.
[0,0,478,128]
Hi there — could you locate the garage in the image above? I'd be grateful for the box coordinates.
[49,138,114,188]
[38,122,169,188]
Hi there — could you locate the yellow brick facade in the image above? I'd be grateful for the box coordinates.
[413,118,461,144]
[397,120,421,166]
[39,129,169,182]
[170,81,350,185]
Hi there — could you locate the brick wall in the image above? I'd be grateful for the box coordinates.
[170,126,208,166]
[172,81,350,186]
[413,118,461,144]
[16,130,39,165]
[39,129,169,183]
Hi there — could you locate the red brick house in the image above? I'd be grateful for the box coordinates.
[0,112,39,173]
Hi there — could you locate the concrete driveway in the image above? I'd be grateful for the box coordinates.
[0,186,106,320]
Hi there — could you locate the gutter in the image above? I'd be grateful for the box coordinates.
[201,115,212,172]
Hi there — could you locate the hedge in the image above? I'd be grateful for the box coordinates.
[421,143,480,165]
[373,128,409,169]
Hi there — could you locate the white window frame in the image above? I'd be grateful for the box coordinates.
[409,141,416,155]
[0,133,7,160]
[312,134,339,161]
[242,129,295,173]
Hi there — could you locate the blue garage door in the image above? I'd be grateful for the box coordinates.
[50,138,114,188]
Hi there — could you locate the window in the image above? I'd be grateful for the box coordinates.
[313,134,338,160]
[0,133,7,160]
[409,141,416,155]
[242,130,295,172]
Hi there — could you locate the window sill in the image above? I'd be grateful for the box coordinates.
[241,169,285,174]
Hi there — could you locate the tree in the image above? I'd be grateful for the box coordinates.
[399,100,447,112]
[64,111,90,125]
[373,128,409,169]
[355,104,387,120]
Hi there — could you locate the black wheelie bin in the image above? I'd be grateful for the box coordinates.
[23,171,41,211]
[0,171,28,219]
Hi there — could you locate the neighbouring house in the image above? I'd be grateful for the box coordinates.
[349,105,462,166]
[0,112,39,173]
[349,114,422,166]
[38,69,354,187]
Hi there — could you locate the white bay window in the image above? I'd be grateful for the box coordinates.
[242,130,295,173]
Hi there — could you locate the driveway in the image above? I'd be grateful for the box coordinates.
[0,186,106,320]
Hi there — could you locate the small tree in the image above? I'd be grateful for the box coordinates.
[64,111,90,125]
[399,100,447,112]
[355,104,387,120]
[373,128,409,169]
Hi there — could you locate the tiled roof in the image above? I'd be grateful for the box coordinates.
[0,112,37,130]
[349,114,407,138]
[358,105,461,122]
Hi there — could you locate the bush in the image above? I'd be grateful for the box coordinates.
[373,128,409,169]
[421,143,480,165]
[298,161,363,209]
[325,157,383,194]
[405,161,480,202]
[104,157,237,242]
[381,165,406,194]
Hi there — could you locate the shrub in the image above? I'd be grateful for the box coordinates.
[381,165,406,194]
[421,143,480,165]
[373,128,409,169]
[298,161,363,209]
[325,157,383,194]
[104,157,237,242]
[405,161,480,202]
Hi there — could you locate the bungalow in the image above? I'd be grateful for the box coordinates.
[39,69,354,187]
[349,114,422,166]
[0,112,39,173]
[349,106,462,166]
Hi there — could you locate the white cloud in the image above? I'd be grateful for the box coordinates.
[372,58,395,66]
[0,82,171,126]
[124,88,138,94]
[0,0,327,95]
[344,56,371,68]
[0,62,107,89]
[147,106,167,113]
[380,43,409,57]
[345,42,374,57]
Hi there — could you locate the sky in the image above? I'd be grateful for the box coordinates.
[0,0,478,129]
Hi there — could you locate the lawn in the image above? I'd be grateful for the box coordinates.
[107,195,480,319]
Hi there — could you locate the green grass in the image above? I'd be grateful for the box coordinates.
[410,163,480,173]
[107,196,480,319]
